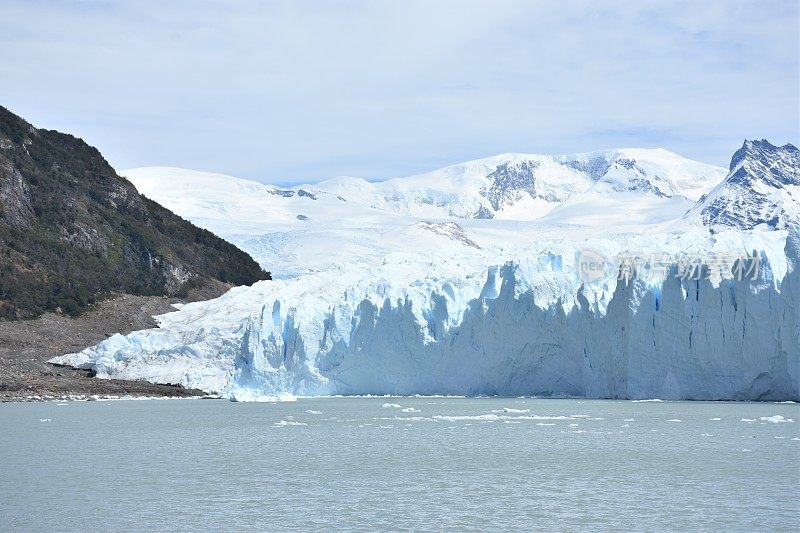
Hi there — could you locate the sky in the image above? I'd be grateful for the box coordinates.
[1,0,798,185]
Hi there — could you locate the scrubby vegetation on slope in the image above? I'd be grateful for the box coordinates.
[0,106,270,318]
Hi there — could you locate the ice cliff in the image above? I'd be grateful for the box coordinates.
[53,227,799,401]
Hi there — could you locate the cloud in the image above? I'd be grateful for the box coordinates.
[1,0,797,184]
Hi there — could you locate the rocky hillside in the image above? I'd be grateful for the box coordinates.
[0,106,270,319]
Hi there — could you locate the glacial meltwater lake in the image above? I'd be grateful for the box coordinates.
[1,398,798,532]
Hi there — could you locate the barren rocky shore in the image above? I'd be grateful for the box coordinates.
[0,284,229,402]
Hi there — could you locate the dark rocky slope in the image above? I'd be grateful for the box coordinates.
[0,106,269,319]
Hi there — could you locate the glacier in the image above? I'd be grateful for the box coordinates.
[51,143,800,401]
[52,226,799,402]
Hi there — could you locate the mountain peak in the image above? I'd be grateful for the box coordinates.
[731,139,799,172]
[689,139,799,230]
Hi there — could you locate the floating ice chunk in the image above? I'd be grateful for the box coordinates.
[401,407,421,413]
[395,416,431,422]
[624,418,634,422]
[230,390,297,402]
[494,408,530,413]
[39,419,51,422]
[759,415,793,423]
[305,409,322,415]
[667,419,682,422]
[432,414,501,422]
[709,417,721,421]
[741,418,757,422]
[382,403,402,409]
[273,420,307,427]
[512,415,572,421]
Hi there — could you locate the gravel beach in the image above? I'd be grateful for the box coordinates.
[0,285,229,401]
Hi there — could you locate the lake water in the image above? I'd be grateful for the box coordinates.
[1,398,797,532]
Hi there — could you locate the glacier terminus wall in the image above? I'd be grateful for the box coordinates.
[54,227,800,402]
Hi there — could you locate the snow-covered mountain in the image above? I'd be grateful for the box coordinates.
[312,148,725,221]
[686,140,799,230]
[121,149,727,277]
[52,143,800,401]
